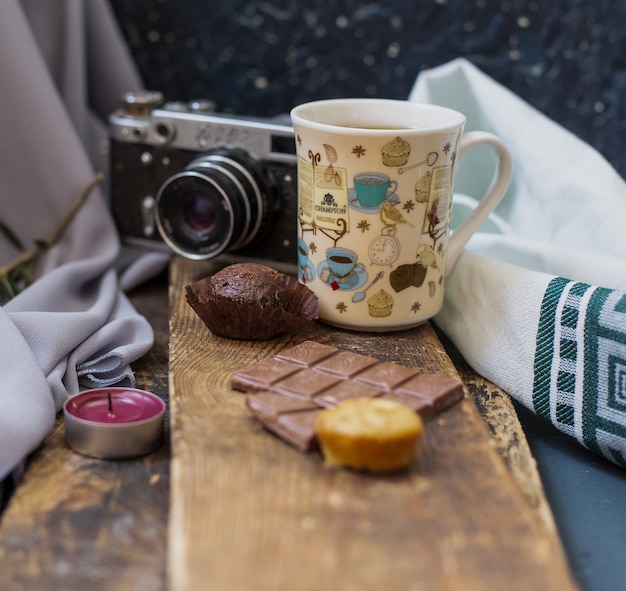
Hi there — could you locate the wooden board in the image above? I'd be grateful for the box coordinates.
[167,257,579,591]
[0,273,171,591]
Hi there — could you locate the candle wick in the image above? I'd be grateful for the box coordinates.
[108,392,113,412]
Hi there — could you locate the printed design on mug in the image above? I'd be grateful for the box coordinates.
[318,246,368,292]
[398,151,439,174]
[335,302,348,314]
[359,140,452,318]
[420,165,453,240]
[332,139,453,319]
[297,132,455,320]
[381,137,411,167]
[389,244,439,292]
[369,233,400,267]
[322,143,342,187]
[351,270,384,304]
[349,172,400,213]
[367,289,394,317]
[297,143,350,242]
[399,222,446,315]
[297,237,315,283]
[379,201,414,230]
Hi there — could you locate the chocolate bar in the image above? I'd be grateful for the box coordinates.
[232,340,464,452]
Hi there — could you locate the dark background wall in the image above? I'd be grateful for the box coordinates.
[109,0,625,178]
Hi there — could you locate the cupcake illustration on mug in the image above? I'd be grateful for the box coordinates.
[381,137,411,167]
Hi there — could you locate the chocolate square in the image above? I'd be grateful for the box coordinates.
[354,361,420,389]
[274,367,342,399]
[231,358,301,392]
[313,380,383,408]
[246,392,318,419]
[314,350,378,377]
[276,341,338,366]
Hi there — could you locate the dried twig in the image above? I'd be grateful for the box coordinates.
[0,172,105,302]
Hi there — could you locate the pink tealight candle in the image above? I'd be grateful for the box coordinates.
[63,387,166,459]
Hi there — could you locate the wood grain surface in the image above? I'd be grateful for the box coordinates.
[168,258,579,591]
[0,259,577,591]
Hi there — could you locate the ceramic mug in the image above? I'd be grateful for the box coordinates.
[290,98,512,332]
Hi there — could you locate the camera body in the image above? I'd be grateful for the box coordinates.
[109,91,297,265]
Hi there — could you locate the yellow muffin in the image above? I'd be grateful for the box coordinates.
[314,397,424,472]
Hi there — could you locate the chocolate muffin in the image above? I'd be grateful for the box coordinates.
[185,263,318,340]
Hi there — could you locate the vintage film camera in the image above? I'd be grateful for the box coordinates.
[109,91,297,265]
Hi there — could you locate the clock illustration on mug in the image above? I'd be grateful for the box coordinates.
[369,234,400,266]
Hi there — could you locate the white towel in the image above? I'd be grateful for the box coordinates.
[410,58,626,466]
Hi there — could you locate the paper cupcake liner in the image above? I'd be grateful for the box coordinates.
[185,265,319,340]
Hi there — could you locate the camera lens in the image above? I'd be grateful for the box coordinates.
[182,193,216,232]
[155,149,275,259]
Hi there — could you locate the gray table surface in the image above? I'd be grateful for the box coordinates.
[515,402,626,591]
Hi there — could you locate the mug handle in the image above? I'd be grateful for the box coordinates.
[445,131,512,273]
[386,179,398,196]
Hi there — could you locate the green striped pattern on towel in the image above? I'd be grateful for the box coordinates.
[533,277,626,467]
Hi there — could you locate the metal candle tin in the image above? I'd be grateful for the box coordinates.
[63,387,166,459]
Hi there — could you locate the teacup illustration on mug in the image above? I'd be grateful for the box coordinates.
[320,246,366,290]
[326,246,358,277]
[353,172,398,208]
[297,237,315,283]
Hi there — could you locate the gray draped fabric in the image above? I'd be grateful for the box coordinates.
[0,0,156,486]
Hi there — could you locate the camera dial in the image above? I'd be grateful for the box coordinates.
[155,148,276,260]
[120,90,164,117]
